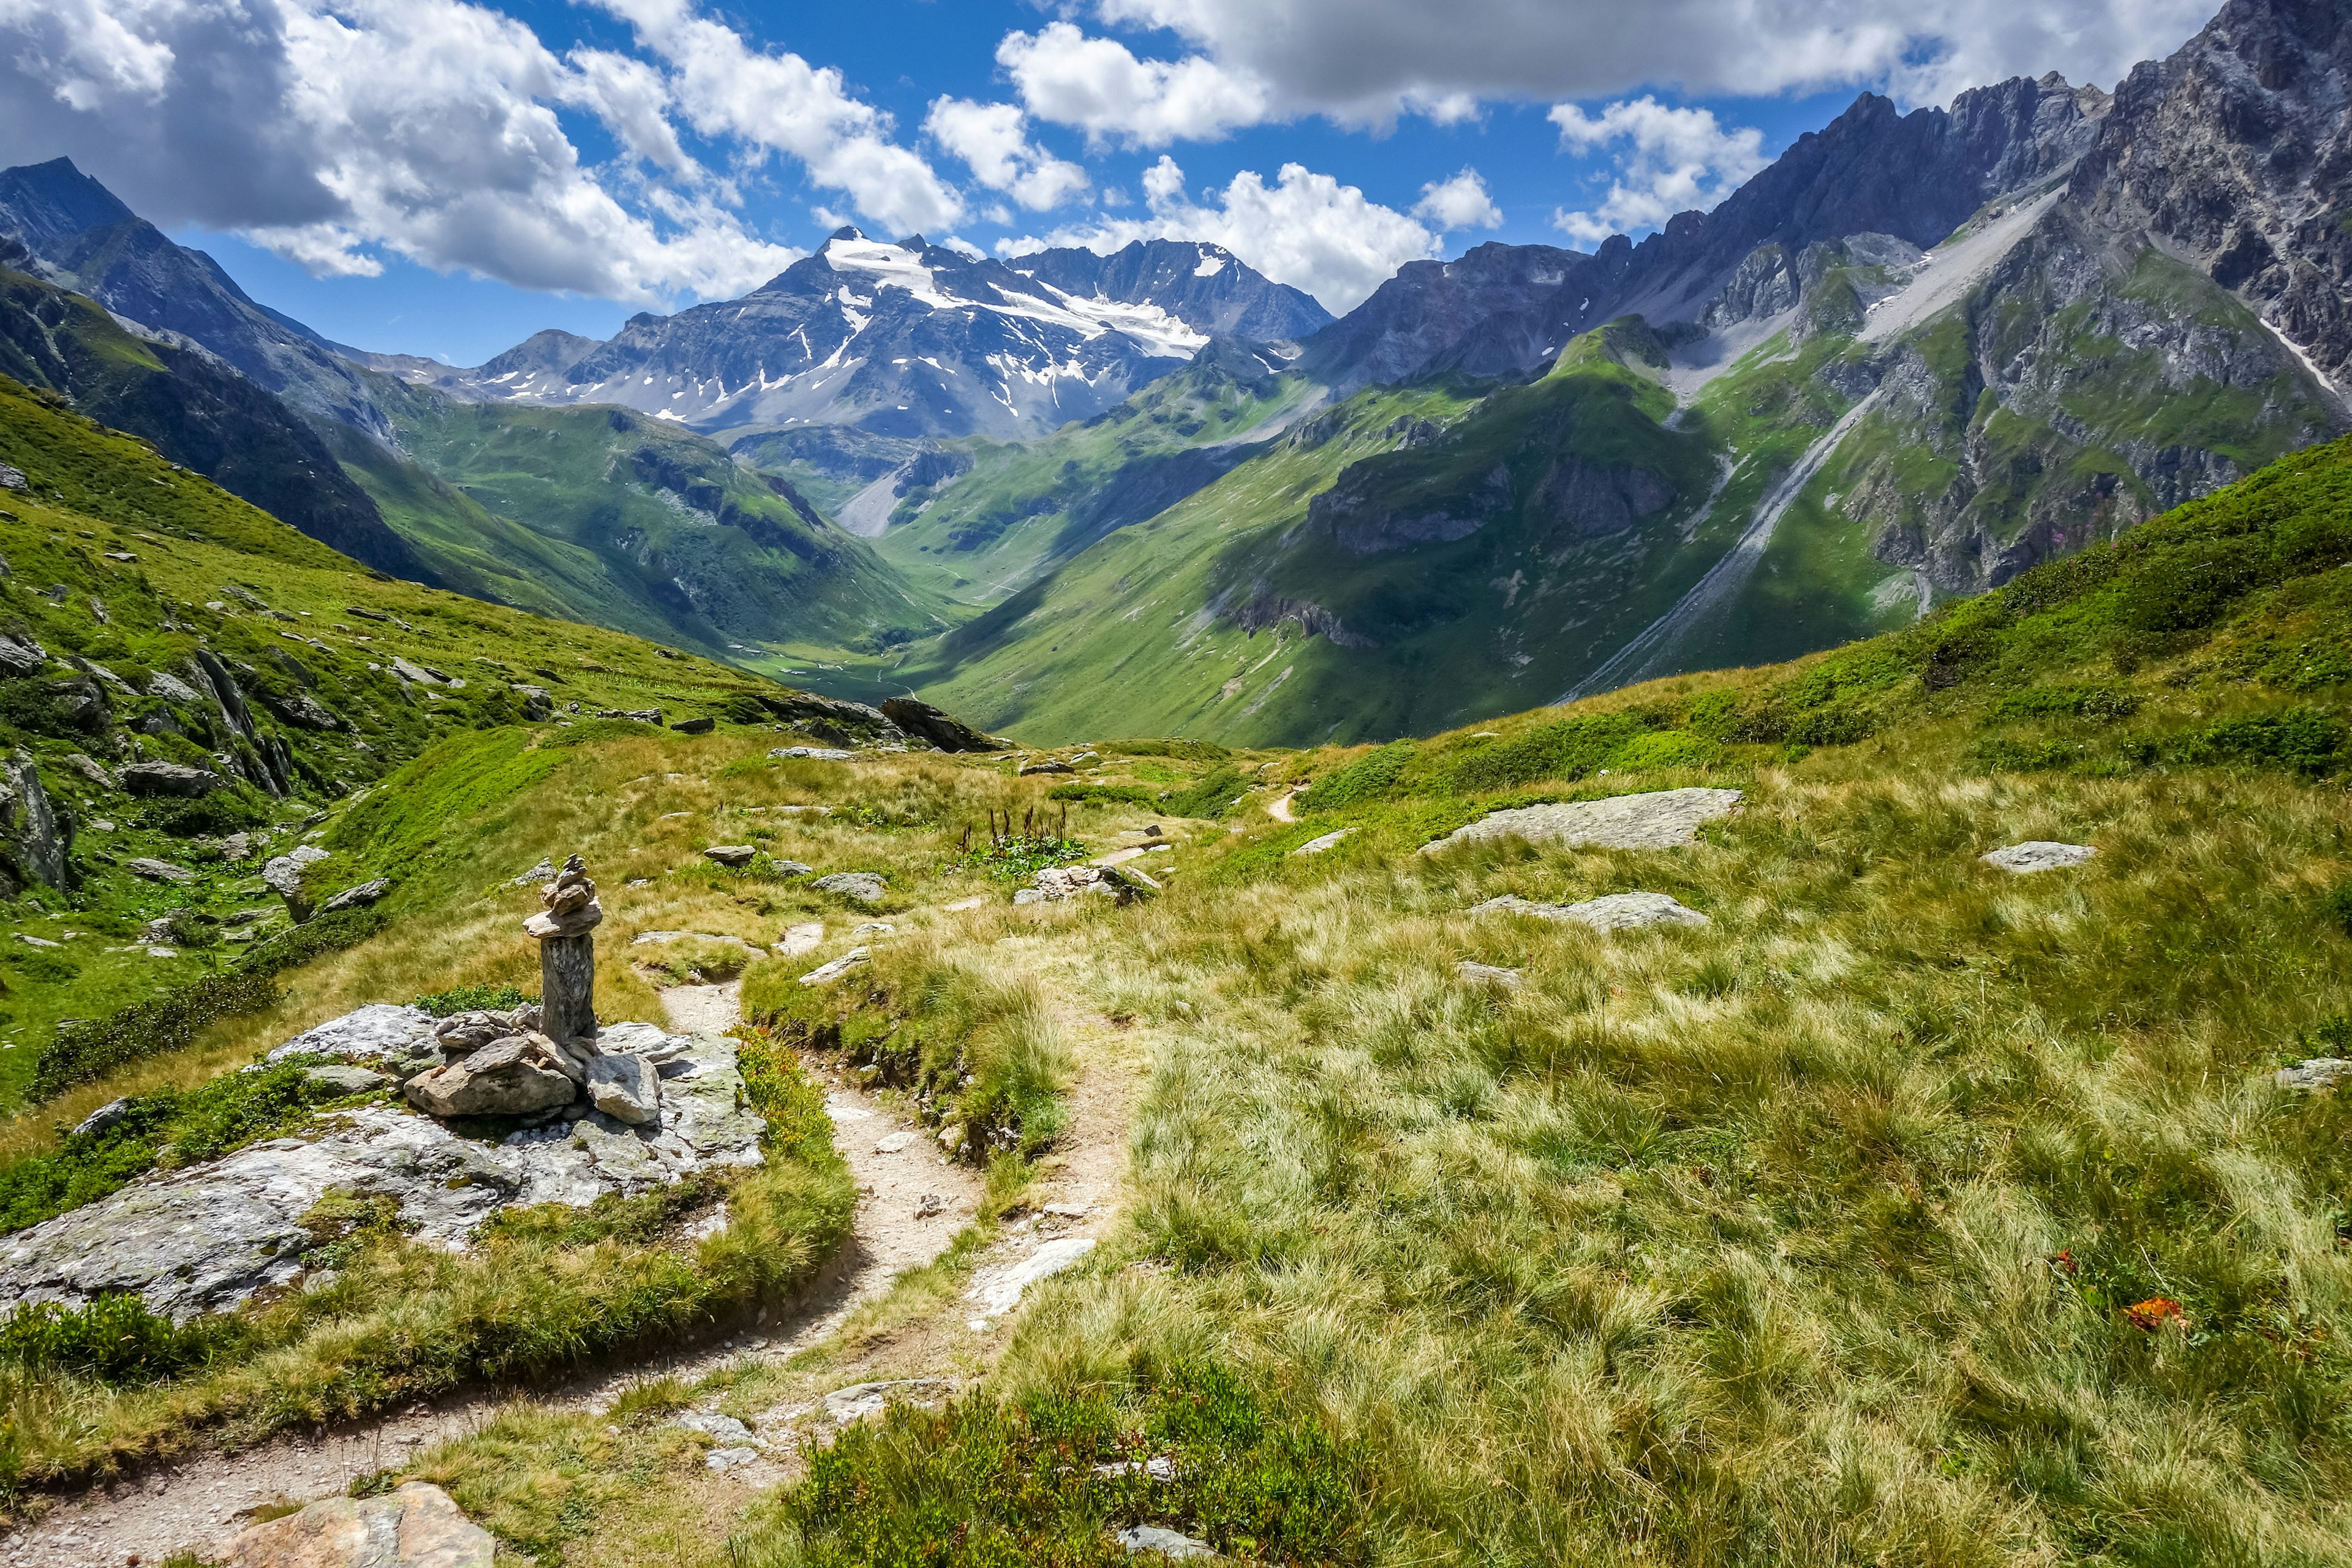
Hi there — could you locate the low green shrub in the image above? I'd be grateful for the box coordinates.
[1295,741,1415,812]
[413,982,530,1017]
[2172,707,2348,775]
[0,1294,243,1387]
[955,834,1089,881]
[785,1360,1363,1567]
[1161,764,1247,820]
[1046,783,1157,806]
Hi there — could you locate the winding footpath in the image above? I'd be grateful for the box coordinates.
[2,980,992,1567]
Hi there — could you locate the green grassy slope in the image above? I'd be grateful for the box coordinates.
[862,339,1322,604]
[0,375,852,1108]
[0,260,432,583]
[341,379,950,663]
[907,325,1777,745]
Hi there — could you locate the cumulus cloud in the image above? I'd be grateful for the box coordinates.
[593,0,963,237]
[0,0,984,303]
[1548,97,1768,244]
[1010,154,1434,314]
[924,98,1090,212]
[1091,0,2216,114]
[1412,167,1502,232]
[999,21,1270,147]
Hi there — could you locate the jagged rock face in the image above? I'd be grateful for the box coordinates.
[391,232,1327,440]
[2072,0,2352,383]
[1305,74,2108,391]
[0,750,68,892]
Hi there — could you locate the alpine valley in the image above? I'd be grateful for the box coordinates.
[1,0,2347,746]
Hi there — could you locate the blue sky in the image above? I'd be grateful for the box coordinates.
[1,0,2217,365]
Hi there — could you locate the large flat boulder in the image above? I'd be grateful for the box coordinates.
[219,1480,492,1567]
[1423,788,1743,854]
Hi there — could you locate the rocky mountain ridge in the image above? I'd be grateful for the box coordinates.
[371,232,1330,442]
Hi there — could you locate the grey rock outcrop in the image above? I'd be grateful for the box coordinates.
[118,760,224,796]
[1425,789,1743,854]
[772,745,853,761]
[812,870,887,904]
[0,1014,759,1320]
[218,1480,494,1567]
[798,947,871,986]
[264,843,329,921]
[584,1051,660,1125]
[318,877,390,913]
[1981,841,2097,873]
[1472,891,1711,930]
[704,845,757,867]
[0,750,69,891]
[127,856,197,884]
[2277,1058,2352,1092]
[881,697,1010,753]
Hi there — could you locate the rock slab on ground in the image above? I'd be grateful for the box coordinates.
[1981,841,2097,873]
[969,1237,1096,1316]
[1424,788,1743,854]
[1472,891,1710,931]
[219,1480,492,1567]
[1116,1525,1217,1559]
[2277,1058,2352,1091]
[812,871,886,904]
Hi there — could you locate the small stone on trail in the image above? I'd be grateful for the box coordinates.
[2277,1058,2352,1092]
[707,1446,761,1471]
[1981,841,2096,873]
[704,845,757,868]
[914,1193,950,1218]
[673,1409,758,1445]
[822,1379,957,1423]
[875,1131,918,1153]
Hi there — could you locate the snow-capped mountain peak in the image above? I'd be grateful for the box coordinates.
[380,231,1330,440]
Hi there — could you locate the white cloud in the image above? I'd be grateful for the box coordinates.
[1017,154,1434,314]
[999,21,1271,148]
[0,0,981,304]
[924,97,1090,213]
[1411,167,1501,232]
[1092,0,2217,114]
[1548,97,1768,244]
[595,0,963,237]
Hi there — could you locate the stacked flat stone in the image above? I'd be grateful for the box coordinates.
[526,854,603,1042]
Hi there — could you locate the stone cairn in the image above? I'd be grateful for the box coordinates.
[526,854,602,1042]
[402,856,660,1125]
